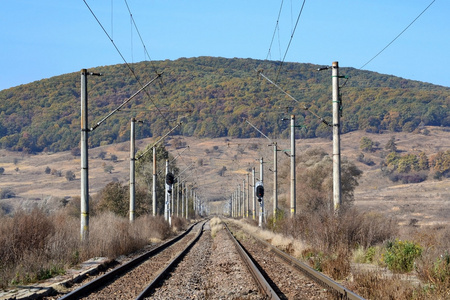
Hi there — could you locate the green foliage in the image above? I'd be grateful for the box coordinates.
[96,182,150,218]
[0,57,448,152]
[385,136,397,152]
[135,143,178,216]
[296,148,363,212]
[360,136,375,152]
[365,246,376,263]
[385,152,430,175]
[383,239,422,273]
[96,182,129,217]
[430,150,450,178]
[429,252,450,284]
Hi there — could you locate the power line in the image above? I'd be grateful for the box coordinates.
[265,0,285,61]
[273,0,307,83]
[83,0,171,126]
[359,0,435,70]
[123,0,162,77]
[257,70,331,127]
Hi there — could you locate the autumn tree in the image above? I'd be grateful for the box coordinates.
[296,148,362,213]
[136,143,178,216]
[95,182,150,217]
[360,136,375,153]
[96,182,128,217]
[384,136,397,152]
[430,150,450,178]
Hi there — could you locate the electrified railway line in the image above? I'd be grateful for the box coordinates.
[226,220,365,300]
[57,221,206,300]
[52,219,364,299]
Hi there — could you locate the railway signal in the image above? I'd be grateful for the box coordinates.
[255,181,264,228]
[255,181,264,201]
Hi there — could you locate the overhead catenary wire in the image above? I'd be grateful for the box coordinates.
[83,0,171,126]
[123,0,163,78]
[265,0,285,61]
[257,70,331,127]
[359,0,435,71]
[339,0,435,90]
[273,0,307,84]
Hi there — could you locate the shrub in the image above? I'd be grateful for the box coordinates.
[45,166,51,174]
[360,136,375,152]
[383,239,422,273]
[0,188,15,199]
[389,172,427,184]
[170,216,187,232]
[70,147,81,156]
[357,153,375,166]
[65,170,76,181]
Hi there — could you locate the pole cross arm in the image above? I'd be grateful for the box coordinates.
[136,121,182,160]
[90,73,162,131]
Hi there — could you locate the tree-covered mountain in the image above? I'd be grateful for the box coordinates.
[0,57,448,153]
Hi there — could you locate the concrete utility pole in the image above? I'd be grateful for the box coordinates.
[80,69,102,241]
[242,179,246,218]
[332,61,342,211]
[181,180,185,218]
[152,147,157,216]
[259,157,264,225]
[273,142,278,220]
[129,118,136,222]
[290,114,296,217]
[80,69,89,241]
[237,183,241,217]
[246,173,250,218]
[185,183,189,219]
[164,160,169,221]
[252,167,256,220]
[231,191,234,218]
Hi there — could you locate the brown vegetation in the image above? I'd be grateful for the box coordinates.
[0,209,177,289]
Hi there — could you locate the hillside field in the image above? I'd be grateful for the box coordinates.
[0,128,449,227]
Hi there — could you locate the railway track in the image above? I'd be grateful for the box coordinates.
[226,221,365,300]
[53,218,364,299]
[57,220,206,299]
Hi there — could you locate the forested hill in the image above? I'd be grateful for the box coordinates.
[0,56,449,153]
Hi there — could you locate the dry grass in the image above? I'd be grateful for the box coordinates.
[0,209,172,289]
[231,219,307,258]
[210,217,223,238]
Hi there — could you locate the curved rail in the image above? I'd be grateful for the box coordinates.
[59,221,200,300]
[229,222,365,300]
[224,223,280,299]
[136,219,208,299]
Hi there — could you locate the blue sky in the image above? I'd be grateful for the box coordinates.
[0,0,448,91]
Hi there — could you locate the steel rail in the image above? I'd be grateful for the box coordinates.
[59,221,200,300]
[224,223,280,300]
[136,219,208,299]
[232,222,365,300]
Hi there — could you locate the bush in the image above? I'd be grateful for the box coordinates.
[65,170,76,181]
[383,239,422,273]
[170,216,187,232]
[0,188,15,199]
[389,172,427,184]
[357,153,375,166]
[0,209,175,289]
